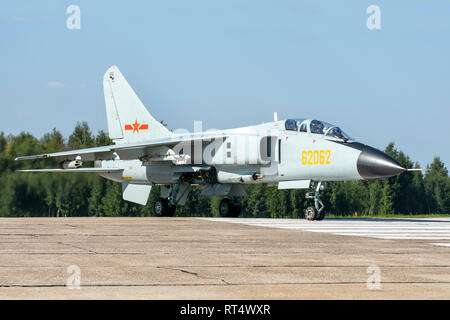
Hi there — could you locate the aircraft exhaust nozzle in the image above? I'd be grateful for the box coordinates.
[60,160,83,170]
[357,145,405,179]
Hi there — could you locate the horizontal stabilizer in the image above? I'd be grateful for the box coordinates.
[17,168,123,173]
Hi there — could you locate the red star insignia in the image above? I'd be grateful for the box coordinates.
[124,120,149,133]
[132,119,141,133]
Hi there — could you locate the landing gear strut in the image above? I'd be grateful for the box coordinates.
[305,181,325,221]
[167,180,180,207]
[219,197,242,217]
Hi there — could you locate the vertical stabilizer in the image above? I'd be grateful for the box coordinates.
[103,66,171,144]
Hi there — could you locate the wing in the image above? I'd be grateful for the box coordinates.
[15,133,228,162]
[17,168,123,173]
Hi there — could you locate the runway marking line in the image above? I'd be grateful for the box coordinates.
[430,243,450,247]
[202,218,450,241]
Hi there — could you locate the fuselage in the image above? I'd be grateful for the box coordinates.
[97,119,405,187]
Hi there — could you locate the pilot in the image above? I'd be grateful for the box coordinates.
[286,120,297,130]
[310,121,323,134]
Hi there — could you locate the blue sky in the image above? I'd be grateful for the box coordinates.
[0,1,449,168]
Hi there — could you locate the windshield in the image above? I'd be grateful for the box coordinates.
[285,118,352,141]
[325,126,351,140]
[285,119,298,131]
[310,120,326,134]
[309,119,352,141]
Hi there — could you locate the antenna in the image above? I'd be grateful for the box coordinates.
[273,112,278,122]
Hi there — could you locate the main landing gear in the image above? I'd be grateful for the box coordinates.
[153,181,181,217]
[305,181,326,221]
[153,169,217,217]
[219,197,242,218]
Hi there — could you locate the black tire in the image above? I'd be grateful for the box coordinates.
[231,204,241,217]
[305,206,317,221]
[154,198,170,217]
[219,198,234,217]
[166,205,176,217]
[316,211,326,221]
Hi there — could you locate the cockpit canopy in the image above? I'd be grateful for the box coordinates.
[284,119,352,141]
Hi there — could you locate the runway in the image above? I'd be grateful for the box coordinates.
[0,217,449,299]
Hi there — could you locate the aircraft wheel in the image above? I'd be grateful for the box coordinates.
[316,211,326,221]
[154,198,170,217]
[305,206,317,221]
[219,198,234,217]
[231,204,241,217]
[166,205,176,217]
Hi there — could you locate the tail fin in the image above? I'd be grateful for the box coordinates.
[103,65,171,144]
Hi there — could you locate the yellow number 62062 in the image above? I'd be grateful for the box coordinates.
[302,150,331,165]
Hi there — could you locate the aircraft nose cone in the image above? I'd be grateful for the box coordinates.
[357,145,405,179]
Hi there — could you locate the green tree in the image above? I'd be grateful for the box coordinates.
[383,142,429,215]
[329,182,349,215]
[42,175,58,216]
[41,128,64,153]
[245,184,269,217]
[409,162,427,214]
[95,130,113,147]
[0,132,6,154]
[0,132,10,174]
[0,174,25,216]
[367,180,382,216]
[68,121,94,149]
[8,132,41,162]
[101,181,124,216]
[290,189,306,218]
[267,189,291,218]
[379,179,394,215]
[424,157,449,214]
[88,176,106,216]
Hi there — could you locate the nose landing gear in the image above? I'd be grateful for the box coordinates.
[305,181,325,221]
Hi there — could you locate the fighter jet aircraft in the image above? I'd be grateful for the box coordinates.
[16,66,419,220]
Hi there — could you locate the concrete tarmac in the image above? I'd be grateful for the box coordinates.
[0,217,449,299]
